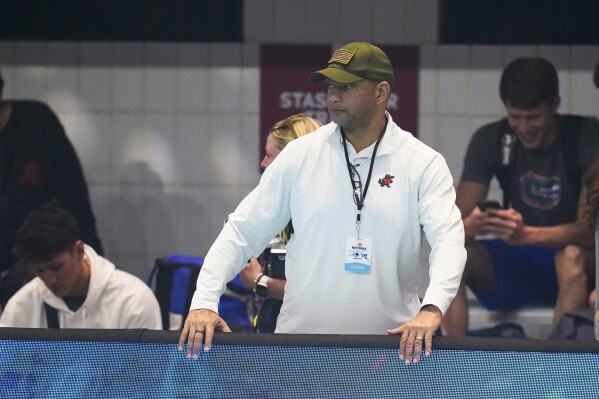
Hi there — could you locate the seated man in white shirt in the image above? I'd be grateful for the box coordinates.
[0,202,162,329]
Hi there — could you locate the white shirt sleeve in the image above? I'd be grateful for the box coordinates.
[189,147,295,313]
[418,153,467,315]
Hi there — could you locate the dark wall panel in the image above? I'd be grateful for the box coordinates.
[440,0,599,44]
[0,0,242,42]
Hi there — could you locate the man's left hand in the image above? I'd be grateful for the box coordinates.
[387,305,441,365]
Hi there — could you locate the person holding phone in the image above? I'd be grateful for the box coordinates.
[442,57,599,336]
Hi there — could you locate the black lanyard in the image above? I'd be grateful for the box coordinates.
[341,120,387,233]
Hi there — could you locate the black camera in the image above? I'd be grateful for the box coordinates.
[257,246,286,280]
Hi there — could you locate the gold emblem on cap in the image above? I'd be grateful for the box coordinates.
[328,49,354,65]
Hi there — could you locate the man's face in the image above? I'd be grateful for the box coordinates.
[30,241,86,298]
[505,100,559,150]
[260,133,281,170]
[326,79,379,131]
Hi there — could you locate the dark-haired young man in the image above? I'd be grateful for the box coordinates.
[0,203,161,329]
[443,57,599,336]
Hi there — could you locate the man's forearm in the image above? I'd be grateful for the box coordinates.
[523,222,594,248]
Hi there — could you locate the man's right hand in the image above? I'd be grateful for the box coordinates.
[463,206,487,240]
[178,309,231,359]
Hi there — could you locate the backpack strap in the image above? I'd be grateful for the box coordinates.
[145,261,159,286]
[44,303,59,329]
[152,258,176,330]
[284,220,294,242]
[495,119,517,209]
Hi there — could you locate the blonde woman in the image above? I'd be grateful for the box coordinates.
[260,113,322,169]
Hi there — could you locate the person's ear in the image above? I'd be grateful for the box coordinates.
[551,95,561,112]
[375,81,391,105]
[73,240,85,259]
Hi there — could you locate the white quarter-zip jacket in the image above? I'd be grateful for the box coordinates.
[191,114,466,334]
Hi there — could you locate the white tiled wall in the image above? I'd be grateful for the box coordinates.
[0,0,597,279]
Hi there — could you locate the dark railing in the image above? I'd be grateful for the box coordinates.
[1,328,599,398]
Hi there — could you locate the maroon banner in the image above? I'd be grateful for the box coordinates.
[260,44,419,165]
[380,45,419,136]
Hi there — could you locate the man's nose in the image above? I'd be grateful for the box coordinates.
[42,272,57,286]
[514,119,531,134]
[328,90,342,103]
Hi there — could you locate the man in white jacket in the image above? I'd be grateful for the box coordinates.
[179,42,466,364]
[0,202,161,329]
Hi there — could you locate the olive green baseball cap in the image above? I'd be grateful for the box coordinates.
[309,42,394,85]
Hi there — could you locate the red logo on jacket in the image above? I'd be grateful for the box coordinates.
[378,174,395,188]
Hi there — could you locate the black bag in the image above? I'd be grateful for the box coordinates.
[468,322,526,338]
[0,259,35,308]
[549,307,595,340]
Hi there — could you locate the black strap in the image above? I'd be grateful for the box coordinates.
[341,120,387,224]
[44,303,59,329]
[496,120,516,209]
[153,258,176,330]
[284,220,294,242]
